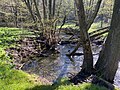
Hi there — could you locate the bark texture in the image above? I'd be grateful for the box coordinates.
[95,0,120,83]
[69,0,102,57]
[75,0,93,73]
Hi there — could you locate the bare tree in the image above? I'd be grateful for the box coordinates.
[42,0,47,20]
[68,0,102,73]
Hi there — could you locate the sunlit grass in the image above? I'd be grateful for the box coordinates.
[0,27,118,90]
[0,66,37,90]
[0,27,34,49]
[57,23,78,29]
[88,22,109,33]
[0,27,39,90]
[57,22,109,32]
[53,78,108,90]
[28,78,109,90]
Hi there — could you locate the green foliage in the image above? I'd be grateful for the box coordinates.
[0,27,33,63]
[0,27,33,48]
[0,27,38,90]
[0,48,6,58]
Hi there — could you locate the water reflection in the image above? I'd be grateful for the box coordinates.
[22,44,120,87]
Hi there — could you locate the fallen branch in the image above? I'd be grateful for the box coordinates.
[90,29,108,39]
[89,26,109,35]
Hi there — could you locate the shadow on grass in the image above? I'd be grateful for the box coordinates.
[27,85,54,90]
[25,79,110,90]
[26,79,71,90]
[25,83,109,90]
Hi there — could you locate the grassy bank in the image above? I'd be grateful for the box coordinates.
[0,27,38,90]
[0,27,118,90]
[57,22,109,32]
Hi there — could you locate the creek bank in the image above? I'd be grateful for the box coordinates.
[6,28,120,88]
[6,36,59,70]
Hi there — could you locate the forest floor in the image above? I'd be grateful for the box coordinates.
[0,27,119,90]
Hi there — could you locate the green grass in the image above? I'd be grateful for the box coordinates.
[0,27,34,49]
[0,65,38,90]
[55,79,108,90]
[0,27,39,90]
[58,22,109,38]
[0,27,34,63]
[56,83,107,90]
[57,23,78,29]
[57,22,109,32]
[88,22,109,33]
[0,27,118,90]
[28,78,109,90]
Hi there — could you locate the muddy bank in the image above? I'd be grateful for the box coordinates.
[18,43,120,88]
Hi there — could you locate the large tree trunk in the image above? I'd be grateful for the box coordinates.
[95,0,120,83]
[75,0,93,73]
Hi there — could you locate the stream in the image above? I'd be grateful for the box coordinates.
[22,42,120,88]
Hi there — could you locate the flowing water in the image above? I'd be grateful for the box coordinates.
[22,43,120,87]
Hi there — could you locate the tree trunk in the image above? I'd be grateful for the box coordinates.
[52,0,56,18]
[42,0,47,20]
[86,0,102,30]
[24,0,36,22]
[95,0,120,83]
[49,0,52,19]
[69,0,102,56]
[14,5,18,27]
[33,0,43,27]
[75,0,93,73]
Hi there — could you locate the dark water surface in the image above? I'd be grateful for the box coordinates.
[22,44,120,87]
